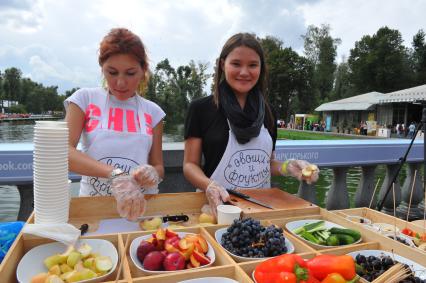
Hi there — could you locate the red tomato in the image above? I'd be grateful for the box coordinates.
[402,228,414,237]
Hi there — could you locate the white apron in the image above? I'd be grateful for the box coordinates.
[80,94,153,196]
[210,124,272,190]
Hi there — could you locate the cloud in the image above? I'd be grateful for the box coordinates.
[0,0,43,32]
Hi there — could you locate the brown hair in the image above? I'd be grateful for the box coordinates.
[213,33,274,131]
[99,28,149,94]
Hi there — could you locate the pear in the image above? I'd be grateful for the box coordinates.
[94,256,113,272]
[141,217,163,230]
[77,243,92,258]
[83,257,95,270]
[66,251,82,268]
[65,271,83,283]
[198,213,215,224]
[48,264,61,276]
[44,254,62,270]
[59,263,73,274]
[80,268,97,280]
[45,274,64,283]
[59,246,75,264]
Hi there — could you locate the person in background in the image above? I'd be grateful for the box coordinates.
[408,122,416,139]
[183,33,319,219]
[65,28,165,221]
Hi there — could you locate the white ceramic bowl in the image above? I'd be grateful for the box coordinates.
[214,227,295,262]
[285,219,362,249]
[382,232,416,247]
[347,249,426,280]
[372,222,400,234]
[16,239,118,283]
[130,232,215,274]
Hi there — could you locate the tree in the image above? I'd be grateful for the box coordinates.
[330,58,355,100]
[348,26,414,93]
[65,87,80,98]
[3,67,22,103]
[302,24,341,104]
[411,29,426,84]
[260,36,315,121]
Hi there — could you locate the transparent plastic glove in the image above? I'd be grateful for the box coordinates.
[131,164,161,191]
[281,160,320,185]
[111,175,147,221]
[205,181,230,219]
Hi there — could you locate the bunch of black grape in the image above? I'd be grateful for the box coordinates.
[355,254,425,283]
[220,218,287,258]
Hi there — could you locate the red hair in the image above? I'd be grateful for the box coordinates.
[99,28,148,72]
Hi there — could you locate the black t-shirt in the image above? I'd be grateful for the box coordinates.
[184,95,277,177]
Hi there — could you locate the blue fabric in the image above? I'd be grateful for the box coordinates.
[0,221,25,264]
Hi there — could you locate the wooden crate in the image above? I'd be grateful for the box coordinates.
[2,194,424,282]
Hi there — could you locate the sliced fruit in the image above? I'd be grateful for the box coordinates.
[197,235,209,253]
[66,251,82,268]
[60,263,73,274]
[77,243,93,258]
[179,242,195,260]
[189,254,200,267]
[30,272,48,283]
[44,254,63,270]
[156,228,166,240]
[192,250,210,265]
[48,264,61,276]
[165,229,178,239]
[45,274,64,283]
[94,256,113,272]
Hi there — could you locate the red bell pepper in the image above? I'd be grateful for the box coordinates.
[306,255,356,281]
[254,254,314,283]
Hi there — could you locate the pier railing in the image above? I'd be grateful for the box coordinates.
[1,140,424,221]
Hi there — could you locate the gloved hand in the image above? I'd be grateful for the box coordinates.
[131,164,161,192]
[206,181,231,219]
[280,159,320,185]
[111,175,147,221]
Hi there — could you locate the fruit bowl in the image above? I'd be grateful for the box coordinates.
[285,219,362,249]
[129,231,215,274]
[214,227,295,262]
[16,239,118,283]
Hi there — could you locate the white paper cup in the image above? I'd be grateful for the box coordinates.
[217,205,242,225]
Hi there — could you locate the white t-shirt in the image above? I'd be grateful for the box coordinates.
[64,87,165,196]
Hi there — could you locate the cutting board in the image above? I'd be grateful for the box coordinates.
[228,188,316,216]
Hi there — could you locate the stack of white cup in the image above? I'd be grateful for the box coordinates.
[33,121,70,224]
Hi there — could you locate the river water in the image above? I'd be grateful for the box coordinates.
[0,121,398,222]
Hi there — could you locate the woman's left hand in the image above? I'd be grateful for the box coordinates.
[285,160,320,184]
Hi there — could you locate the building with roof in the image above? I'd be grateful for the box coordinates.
[315,84,426,134]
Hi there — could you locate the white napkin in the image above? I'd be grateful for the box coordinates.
[22,223,80,247]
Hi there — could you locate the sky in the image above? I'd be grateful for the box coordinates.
[1,0,426,94]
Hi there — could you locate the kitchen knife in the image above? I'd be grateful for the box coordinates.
[226,189,274,209]
[138,214,189,223]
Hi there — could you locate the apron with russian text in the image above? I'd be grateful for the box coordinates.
[80,94,153,196]
[210,123,272,190]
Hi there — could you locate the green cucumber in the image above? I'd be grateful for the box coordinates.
[335,234,356,244]
[326,235,339,246]
[301,231,320,244]
[328,227,361,241]
[293,220,325,235]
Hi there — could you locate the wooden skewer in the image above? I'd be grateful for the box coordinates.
[406,170,417,225]
[392,183,397,240]
[115,234,130,282]
[423,181,426,234]
[365,178,381,219]
[371,263,411,283]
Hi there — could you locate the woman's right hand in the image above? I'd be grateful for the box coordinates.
[111,176,147,221]
[205,181,231,219]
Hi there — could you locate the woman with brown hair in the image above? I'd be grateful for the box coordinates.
[183,33,319,218]
[65,28,165,220]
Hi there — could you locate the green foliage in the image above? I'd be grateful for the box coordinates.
[411,29,426,85]
[277,129,355,140]
[260,36,314,121]
[303,24,341,106]
[348,26,415,93]
[9,104,27,113]
[146,59,210,126]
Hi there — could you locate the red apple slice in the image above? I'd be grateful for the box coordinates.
[192,250,210,265]
[165,229,178,239]
[189,254,200,268]
[197,235,209,253]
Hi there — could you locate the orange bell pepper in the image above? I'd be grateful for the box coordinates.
[306,255,356,281]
